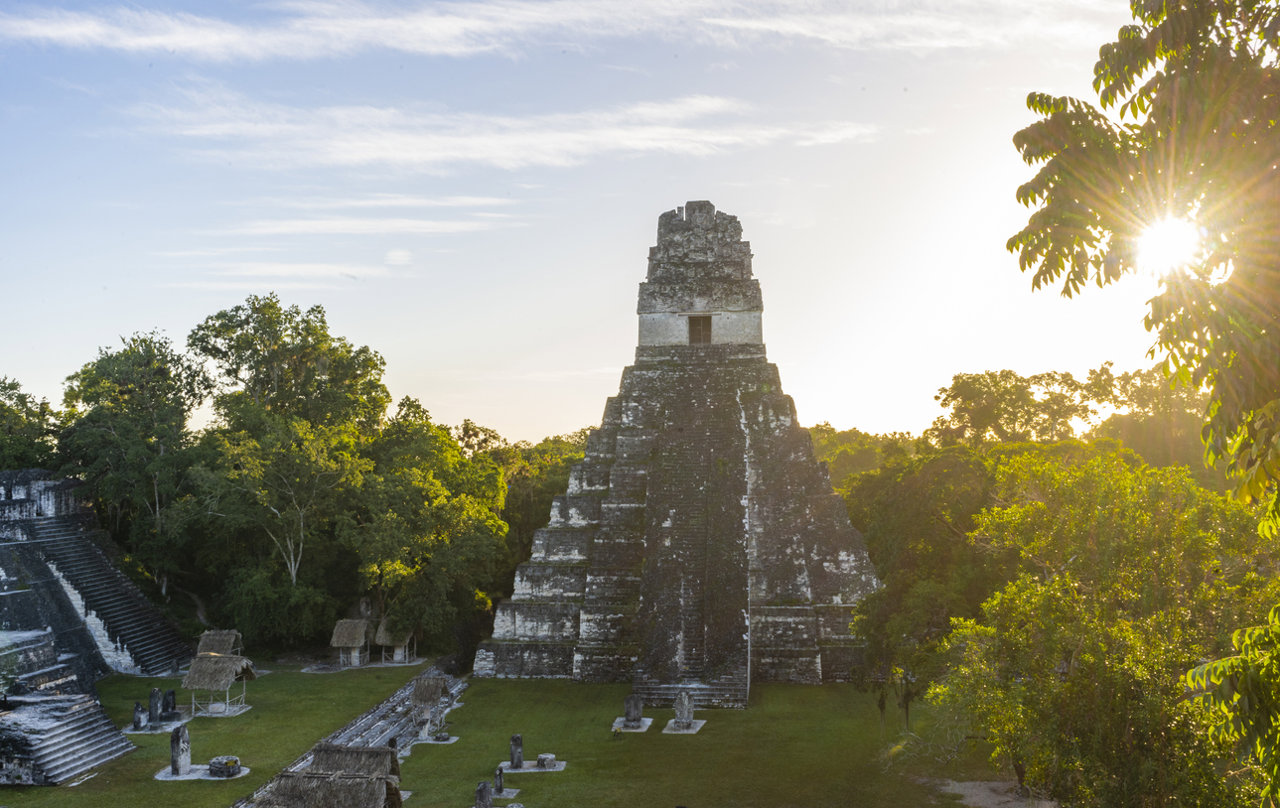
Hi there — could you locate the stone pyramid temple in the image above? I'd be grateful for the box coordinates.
[474,201,879,706]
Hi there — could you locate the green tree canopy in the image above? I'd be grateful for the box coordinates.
[188,293,390,431]
[0,377,58,470]
[59,332,210,595]
[926,370,1102,447]
[342,398,507,652]
[931,449,1275,806]
[1006,3,1280,794]
[1006,0,1280,520]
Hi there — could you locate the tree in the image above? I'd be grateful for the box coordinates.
[807,423,916,488]
[59,332,210,595]
[930,449,1274,806]
[1006,3,1280,794]
[925,370,1097,447]
[845,445,1014,720]
[188,293,390,431]
[345,398,507,653]
[1087,365,1220,488]
[210,416,369,587]
[0,377,57,470]
[1006,0,1280,521]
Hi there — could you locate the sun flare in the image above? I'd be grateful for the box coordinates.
[1137,216,1202,276]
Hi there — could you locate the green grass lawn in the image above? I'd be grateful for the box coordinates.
[399,680,991,808]
[0,661,427,808]
[0,670,998,808]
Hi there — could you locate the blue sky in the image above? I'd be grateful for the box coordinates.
[1,1,1158,441]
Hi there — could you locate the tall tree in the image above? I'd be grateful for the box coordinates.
[188,293,390,431]
[59,332,209,595]
[345,399,507,652]
[1006,0,1280,521]
[0,377,57,470]
[1087,365,1219,487]
[844,444,1014,724]
[926,370,1096,446]
[210,416,369,587]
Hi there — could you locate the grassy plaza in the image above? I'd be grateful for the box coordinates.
[0,664,989,808]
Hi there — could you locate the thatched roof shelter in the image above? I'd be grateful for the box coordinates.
[183,653,256,691]
[256,771,401,808]
[375,618,416,663]
[309,742,400,779]
[330,619,370,648]
[374,618,410,647]
[183,653,256,716]
[196,629,243,656]
[412,675,448,706]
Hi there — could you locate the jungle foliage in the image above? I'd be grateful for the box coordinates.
[34,294,564,657]
[1003,1,1280,801]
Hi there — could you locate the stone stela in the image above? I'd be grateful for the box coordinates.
[662,689,707,734]
[500,734,566,773]
[613,693,653,733]
[475,201,880,707]
[170,724,190,776]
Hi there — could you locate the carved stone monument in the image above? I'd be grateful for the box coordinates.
[170,724,191,776]
[494,766,504,794]
[536,753,556,769]
[673,690,694,730]
[148,687,161,725]
[623,694,644,729]
[476,201,879,707]
[475,780,493,808]
[132,701,147,731]
[160,688,181,722]
[509,734,523,769]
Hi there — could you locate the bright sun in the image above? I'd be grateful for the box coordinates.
[1136,216,1202,276]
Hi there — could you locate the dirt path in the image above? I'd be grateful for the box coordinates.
[939,781,1057,808]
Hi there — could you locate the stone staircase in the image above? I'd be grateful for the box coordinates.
[630,670,750,708]
[6,694,134,784]
[24,516,191,675]
[235,671,464,807]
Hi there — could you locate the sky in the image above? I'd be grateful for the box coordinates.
[1,0,1162,443]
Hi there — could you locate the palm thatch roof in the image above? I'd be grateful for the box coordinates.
[196,629,243,656]
[255,771,401,808]
[330,619,370,648]
[309,742,400,778]
[412,675,448,706]
[182,653,257,692]
[374,618,411,647]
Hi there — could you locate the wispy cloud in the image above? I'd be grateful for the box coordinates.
[225,217,504,235]
[256,194,517,210]
[139,86,876,172]
[210,262,393,279]
[0,1,1123,61]
[162,260,400,290]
